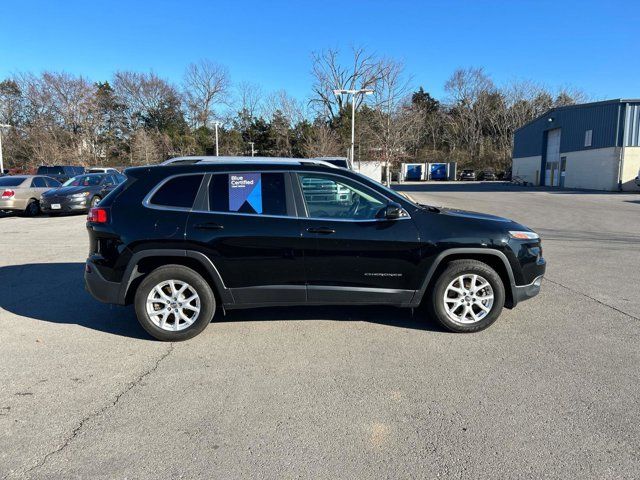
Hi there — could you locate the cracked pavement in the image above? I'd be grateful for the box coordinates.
[1,182,639,479]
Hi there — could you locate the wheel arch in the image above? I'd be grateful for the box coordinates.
[119,249,233,306]
[412,248,517,309]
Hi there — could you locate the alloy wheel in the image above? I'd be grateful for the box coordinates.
[443,274,494,324]
[146,280,201,331]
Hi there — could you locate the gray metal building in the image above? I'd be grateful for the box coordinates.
[512,99,640,191]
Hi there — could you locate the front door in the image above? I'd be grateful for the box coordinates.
[545,128,561,187]
[295,172,421,305]
[186,171,306,305]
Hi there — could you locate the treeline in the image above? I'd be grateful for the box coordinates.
[0,47,587,170]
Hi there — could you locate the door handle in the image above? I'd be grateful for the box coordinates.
[307,226,335,234]
[194,222,224,230]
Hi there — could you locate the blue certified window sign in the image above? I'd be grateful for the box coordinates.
[229,173,262,214]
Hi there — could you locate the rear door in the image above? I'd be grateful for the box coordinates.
[185,170,305,306]
[294,171,421,305]
[30,176,49,198]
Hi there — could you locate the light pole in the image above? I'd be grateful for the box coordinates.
[0,124,11,175]
[248,142,255,157]
[214,121,220,156]
[333,88,374,163]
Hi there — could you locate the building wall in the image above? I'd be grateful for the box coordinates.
[512,156,541,185]
[562,147,619,191]
[621,147,640,191]
[513,101,623,158]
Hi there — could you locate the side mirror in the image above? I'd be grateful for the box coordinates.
[378,201,404,220]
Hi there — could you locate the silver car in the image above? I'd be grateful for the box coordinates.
[0,175,62,215]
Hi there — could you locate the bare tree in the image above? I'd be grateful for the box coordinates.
[370,60,418,180]
[302,122,341,157]
[310,47,386,120]
[182,60,230,129]
[112,71,181,130]
[235,81,263,119]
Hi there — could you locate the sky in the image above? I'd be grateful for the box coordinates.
[1,0,638,103]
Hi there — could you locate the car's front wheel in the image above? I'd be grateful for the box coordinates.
[134,265,216,341]
[24,199,40,216]
[428,259,505,332]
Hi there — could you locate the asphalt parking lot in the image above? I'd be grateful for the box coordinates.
[1,182,639,479]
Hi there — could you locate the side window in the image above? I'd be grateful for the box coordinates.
[44,177,61,187]
[104,175,116,186]
[208,172,288,216]
[299,174,386,220]
[149,175,204,209]
[31,177,46,188]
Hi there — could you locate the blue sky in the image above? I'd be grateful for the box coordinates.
[1,0,637,102]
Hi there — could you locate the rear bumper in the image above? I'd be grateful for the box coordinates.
[514,275,543,304]
[84,260,123,305]
[0,198,27,211]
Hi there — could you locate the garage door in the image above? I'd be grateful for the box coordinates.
[545,128,561,187]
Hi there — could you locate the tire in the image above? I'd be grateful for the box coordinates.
[89,196,101,208]
[24,199,40,217]
[427,259,505,333]
[134,265,216,341]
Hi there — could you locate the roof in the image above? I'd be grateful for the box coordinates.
[515,98,640,133]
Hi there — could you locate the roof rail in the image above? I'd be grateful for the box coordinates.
[161,156,338,168]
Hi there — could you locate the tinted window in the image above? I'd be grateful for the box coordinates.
[150,175,204,209]
[44,177,61,187]
[31,177,46,188]
[0,177,26,187]
[208,172,288,216]
[299,174,386,220]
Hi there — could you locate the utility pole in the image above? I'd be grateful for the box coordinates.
[0,124,11,175]
[332,89,374,162]
[214,121,220,156]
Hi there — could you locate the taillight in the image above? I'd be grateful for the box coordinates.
[2,189,15,198]
[87,207,108,223]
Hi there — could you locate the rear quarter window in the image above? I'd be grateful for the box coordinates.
[209,172,288,216]
[148,175,204,209]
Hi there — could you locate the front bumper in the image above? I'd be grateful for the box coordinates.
[84,260,123,305]
[514,275,543,303]
[41,196,90,213]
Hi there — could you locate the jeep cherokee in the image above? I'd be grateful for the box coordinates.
[84,157,545,341]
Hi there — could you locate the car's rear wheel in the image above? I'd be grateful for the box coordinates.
[427,259,505,332]
[134,265,216,341]
[24,199,40,217]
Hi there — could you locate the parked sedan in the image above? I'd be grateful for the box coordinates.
[459,169,476,181]
[0,175,62,215]
[41,173,124,214]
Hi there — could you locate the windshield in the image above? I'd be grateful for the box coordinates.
[63,175,103,187]
[0,177,26,187]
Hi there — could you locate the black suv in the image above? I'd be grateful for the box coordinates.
[84,157,545,341]
[36,165,85,183]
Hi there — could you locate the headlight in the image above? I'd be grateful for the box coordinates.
[509,230,539,240]
[70,192,90,198]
